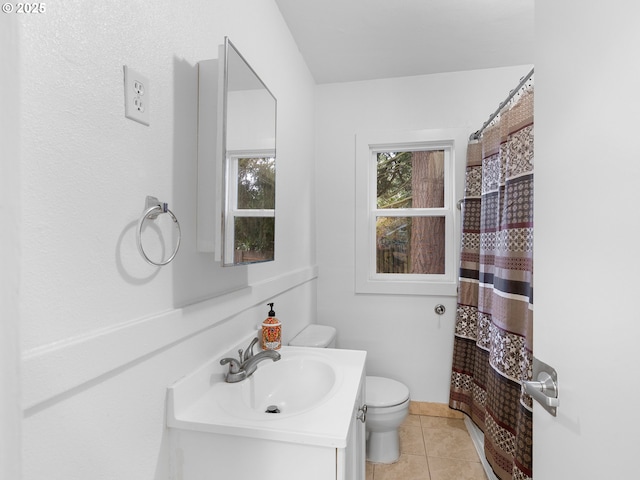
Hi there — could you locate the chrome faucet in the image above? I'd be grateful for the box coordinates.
[241,337,259,362]
[220,337,281,383]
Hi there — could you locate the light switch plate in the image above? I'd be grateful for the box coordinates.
[123,65,150,126]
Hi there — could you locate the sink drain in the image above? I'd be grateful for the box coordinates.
[265,405,280,414]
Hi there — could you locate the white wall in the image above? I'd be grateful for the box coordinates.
[314,66,533,402]
[1,13,22,480]
[14,1,317,479]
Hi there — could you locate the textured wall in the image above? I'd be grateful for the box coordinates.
[1,13,22,480]
[19,0,315,351]
[16,1,317,479]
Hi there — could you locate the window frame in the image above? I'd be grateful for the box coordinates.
[355,129,466,296]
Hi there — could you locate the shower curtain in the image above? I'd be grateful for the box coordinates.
[449,88,534,480]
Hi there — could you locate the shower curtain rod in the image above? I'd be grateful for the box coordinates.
[469,67,534,141]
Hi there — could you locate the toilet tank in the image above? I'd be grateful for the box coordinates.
[289,325,337,348]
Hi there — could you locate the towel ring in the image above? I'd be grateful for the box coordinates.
[136,196,181,266]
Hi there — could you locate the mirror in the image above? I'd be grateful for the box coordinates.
[221,38,277,266]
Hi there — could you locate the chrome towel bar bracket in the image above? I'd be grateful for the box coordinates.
[136,196,181,266]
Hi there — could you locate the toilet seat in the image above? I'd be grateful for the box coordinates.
[366,376,410,408]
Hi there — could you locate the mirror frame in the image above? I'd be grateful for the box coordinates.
[220,38,277,266]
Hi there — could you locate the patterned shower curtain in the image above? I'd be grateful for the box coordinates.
[449,88,534,480]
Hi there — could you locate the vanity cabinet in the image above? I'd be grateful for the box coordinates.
[167,346,367,480]
[171,430,339,479]
[169,373,366,480]
[339,369,366,480]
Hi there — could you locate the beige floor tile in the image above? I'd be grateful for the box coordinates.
[403,413,422,427]
[422,425,480,463]
[373,454,431,480]
[366,461,374,480]
[400,425,426,456]
[367,414,489,480]
[427,456,487,480]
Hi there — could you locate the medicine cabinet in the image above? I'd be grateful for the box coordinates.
[197,37,277,266]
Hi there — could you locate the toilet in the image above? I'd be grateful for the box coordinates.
[289,324,410,464]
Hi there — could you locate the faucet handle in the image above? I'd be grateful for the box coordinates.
[220,357,241,374]
[242,337,259,362]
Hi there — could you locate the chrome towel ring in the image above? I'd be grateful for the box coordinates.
[136,196,181,266]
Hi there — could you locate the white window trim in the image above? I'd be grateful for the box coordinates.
[355,129,468,296]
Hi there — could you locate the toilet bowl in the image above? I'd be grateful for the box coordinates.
[289,325,410,464]
[365,376,410,463]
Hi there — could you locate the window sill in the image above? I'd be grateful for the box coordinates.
[355,277,458,296]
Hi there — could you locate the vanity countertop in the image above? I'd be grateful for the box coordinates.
[167,346,367,448]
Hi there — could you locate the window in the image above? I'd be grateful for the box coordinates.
[224,153,275,265]
[355,129,467,295]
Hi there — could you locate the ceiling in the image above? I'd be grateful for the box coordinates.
[274,0,534,84]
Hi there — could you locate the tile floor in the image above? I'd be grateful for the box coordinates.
[365,413,488,480]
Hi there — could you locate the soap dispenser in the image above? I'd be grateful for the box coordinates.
[261,302,281,350]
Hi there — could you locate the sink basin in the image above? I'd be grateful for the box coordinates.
[167,345,367,448]
[213,351,339,417]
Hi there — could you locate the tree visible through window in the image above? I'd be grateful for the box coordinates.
[376,150,445,274]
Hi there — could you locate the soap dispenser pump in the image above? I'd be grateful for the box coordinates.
[261,302,281,350]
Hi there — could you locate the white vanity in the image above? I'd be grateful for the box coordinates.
[167,345,367,480]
